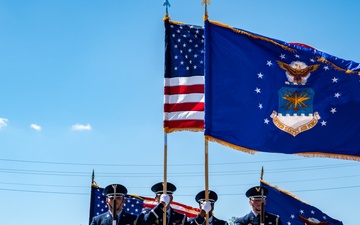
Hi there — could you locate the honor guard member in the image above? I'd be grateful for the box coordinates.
[90,184,139,225]
[189,190,227,225]
[139,182,188,225]
[235,186,282,225]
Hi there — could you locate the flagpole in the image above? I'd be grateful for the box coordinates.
[202,1,210,224]
[204,139,210,225]
[163,133,168,225]
[202,0,210,20]
[162,2,170,225]
[260,167,264,225]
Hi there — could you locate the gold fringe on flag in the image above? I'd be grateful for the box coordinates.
[205,135,360,162]
[164,127,204,133]
[204,135,258,154]
[296,152,360,162]
[317,57,360,76]
[209,20,296,52]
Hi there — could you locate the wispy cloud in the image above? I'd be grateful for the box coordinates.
[0,118,8,128]
[71,123,92,131]
[30,124,42,131]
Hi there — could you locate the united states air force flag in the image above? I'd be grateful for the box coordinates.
[261,180,343,225]
[204,20,360,161]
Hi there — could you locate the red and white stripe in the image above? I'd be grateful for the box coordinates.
[164,76,204,133]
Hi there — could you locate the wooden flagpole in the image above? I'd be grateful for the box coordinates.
[163,133,168,225]
[205,139,209,225]
[260,167,265,225]
[163,2,170,225]
[202,1,210,225]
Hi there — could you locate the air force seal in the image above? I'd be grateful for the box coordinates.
[271,61,320,136]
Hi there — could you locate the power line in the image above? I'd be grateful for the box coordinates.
[0,157,307,167]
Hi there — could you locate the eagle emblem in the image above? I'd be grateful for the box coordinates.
[277,61,319,85]
[298,215,329,225]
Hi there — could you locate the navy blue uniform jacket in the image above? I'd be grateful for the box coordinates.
[90,211,139,225]
[188,215,227,225]
[139,204,188,225]
[235,211,282,225]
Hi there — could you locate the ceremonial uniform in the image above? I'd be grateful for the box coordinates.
[235,211,281,225]
[235,186,282,225]
[91,183,139,225]
[139,182,188,225]
[188,190,227,225]
[91,211,139,225]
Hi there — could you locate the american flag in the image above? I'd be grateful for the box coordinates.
[89,186,200,224]
[163,19,204,133]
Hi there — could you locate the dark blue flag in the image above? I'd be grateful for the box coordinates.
[261,180,343,225]
[204,20,360,161]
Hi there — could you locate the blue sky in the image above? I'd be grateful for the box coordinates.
[0,1,359,225]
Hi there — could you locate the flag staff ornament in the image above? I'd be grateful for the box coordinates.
[202,0,210,20]
[91,169,99,188]
[163,0,171,20]
[112,184,118,225]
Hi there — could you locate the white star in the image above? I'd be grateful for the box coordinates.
[300,209,304,214]
[324,65,329,71]
[255,87,261,93]
[321,120,327,126]
[266,60,273,66]
[280,54,286,59]
[332,77,338,83]
[311,210,315,214]
[259,104,263,109]
[258,72,264,79]
[174,67,178,70]
[264,118,269,124]
[295,54,300,58]
[290,214,295,219]
[310,58,315,62]
[334,92,341,98]
[330,108,337,114]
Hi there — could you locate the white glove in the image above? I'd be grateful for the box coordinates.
[201,201,212,214]
[160,194,170,207]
